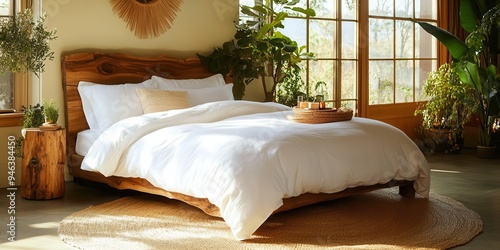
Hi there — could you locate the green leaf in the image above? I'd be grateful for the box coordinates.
[455,61,482,94]
[459,0,482,33]
[250,5,269,16]
[283,45,297,53]
[416,21,469,59]
[290,7,316,17]
[240,6,261,17]
[256,42,269,51]
[269,40,284,48]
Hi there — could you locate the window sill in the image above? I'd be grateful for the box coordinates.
[0,113,23,127]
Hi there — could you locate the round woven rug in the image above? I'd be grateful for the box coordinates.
[58,188,482,250]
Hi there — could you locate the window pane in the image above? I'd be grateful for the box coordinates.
[341,100,357,111]
[280,18,307,49]
[396,60,414,103]
[309,59,335,101]
[342,21,357,59]
[342,0,356,20]
[239,0,258,7]
[312,0,335,19]
[415,23,437,58]
[290,0,308,13]
[310,19,336,58]
[416,0,437,19]
[415,60,437,101]
[0,71,13,109]
[369,60,394,104]
[341,60,357,100]
[396,0,413,18]
[0,0,11,16]
[396,20,414,58]
[369,19,394,58]
[369,0,394,17]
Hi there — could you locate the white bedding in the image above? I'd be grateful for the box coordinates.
[81,100,430,240]
[75,129,101,156]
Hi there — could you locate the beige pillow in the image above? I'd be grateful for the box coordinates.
[136,88,189,113]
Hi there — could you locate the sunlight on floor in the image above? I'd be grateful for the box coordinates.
[29,222,60,229]
[430,169,462,174]
[0,235,73,250]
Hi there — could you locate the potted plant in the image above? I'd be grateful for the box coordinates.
[416,0,500,157]
[414,63,477,154]
[14,103,45,158]
[0,8,57,76]
[21,103,45,128]
[198,0,315,102]
[42,99,59,126]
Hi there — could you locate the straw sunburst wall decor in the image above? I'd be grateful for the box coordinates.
[109,0,183,39]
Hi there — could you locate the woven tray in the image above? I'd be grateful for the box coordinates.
[288,107,353,124]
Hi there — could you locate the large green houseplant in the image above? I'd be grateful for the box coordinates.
[415,63,477,153]
[198,0,315,102]
[416,0,500,154]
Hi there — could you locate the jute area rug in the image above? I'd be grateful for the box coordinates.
[58,188,482,250]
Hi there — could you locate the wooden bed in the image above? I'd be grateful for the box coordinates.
[61,51,415,217]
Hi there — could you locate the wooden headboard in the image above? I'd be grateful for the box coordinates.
[61,52,216,169]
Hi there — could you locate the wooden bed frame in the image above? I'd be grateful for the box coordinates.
[61,51,415,217]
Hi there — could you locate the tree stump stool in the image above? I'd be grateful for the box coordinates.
[21,128,66,200]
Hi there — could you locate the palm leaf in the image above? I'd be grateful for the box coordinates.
[416,21,469,60]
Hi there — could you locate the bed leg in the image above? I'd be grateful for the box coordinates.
[399,183,415,198]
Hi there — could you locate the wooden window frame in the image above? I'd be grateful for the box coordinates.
[0,0,30,127]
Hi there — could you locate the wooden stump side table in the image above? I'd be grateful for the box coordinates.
[21,128,66,200]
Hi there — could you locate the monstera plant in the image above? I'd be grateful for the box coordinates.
[416,0,500,155]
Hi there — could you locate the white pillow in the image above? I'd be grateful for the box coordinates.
[152,74,226,89]
[158,84,235,106]
[78,81,100,130]
[77,79,157,131]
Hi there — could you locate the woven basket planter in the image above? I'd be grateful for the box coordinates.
[288,107,353,124]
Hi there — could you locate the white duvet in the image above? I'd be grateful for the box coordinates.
[82,100,430,240]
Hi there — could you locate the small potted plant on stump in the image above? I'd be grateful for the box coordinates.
[40,99,60,130]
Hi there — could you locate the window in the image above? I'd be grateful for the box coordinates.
[0,0,14,111]
[367,0,438,105]
[239,0,439,113]
[286,0,359,111]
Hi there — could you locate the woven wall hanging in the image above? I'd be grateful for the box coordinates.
[109,0,183,39]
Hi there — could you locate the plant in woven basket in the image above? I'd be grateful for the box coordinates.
[414,63,477,154]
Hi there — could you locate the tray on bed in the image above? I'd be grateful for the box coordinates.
[288,107,353,124]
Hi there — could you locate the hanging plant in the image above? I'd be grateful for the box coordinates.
[0,8,57,76]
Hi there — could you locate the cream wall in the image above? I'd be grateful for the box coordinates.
[41,0,264,113]
[0,127,22,187]
[34,0,264,182]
